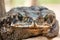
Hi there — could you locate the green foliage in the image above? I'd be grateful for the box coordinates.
[38,0,60,4]
[12,0,24,6]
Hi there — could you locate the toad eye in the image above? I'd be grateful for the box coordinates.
[23,17,28,22]
[23,17,33,23]
[44,14,55,24]
[18,13,23,21]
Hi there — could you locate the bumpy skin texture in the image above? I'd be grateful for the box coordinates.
[44,20,59,39]
[0,6,59,40]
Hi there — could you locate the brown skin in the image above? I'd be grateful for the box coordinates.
[0,20,59,40]
[0,25,53,40]
[0,7,59,40]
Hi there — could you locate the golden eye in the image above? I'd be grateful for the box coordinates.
[23,17,28,22]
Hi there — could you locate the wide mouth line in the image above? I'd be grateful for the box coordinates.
[11,22,50,28]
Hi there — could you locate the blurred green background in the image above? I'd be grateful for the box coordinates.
[12,0,60,4]
[5,0,60,10]
[8,0,60,6]
[38,0,60,4]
